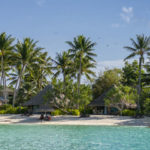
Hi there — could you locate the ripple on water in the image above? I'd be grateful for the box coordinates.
[0,125,150,150]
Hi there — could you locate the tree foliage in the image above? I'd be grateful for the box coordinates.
[92,68,121,99]
[105,85,137,115]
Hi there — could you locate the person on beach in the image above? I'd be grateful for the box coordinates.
[40,113,44,121]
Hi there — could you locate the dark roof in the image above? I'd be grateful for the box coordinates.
[89,87,113,107]
[89,86,137,109]
[24,85,52,106]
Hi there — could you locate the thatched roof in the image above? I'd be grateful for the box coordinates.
[24,85,70,109]
[24,85,52,106]
[89,86,137,109]
[89,87,112,107]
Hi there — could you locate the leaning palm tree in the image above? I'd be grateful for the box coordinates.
[66,35,96,94]
[12,38,43,106]
[0,32,15,102]
[124,34,150,112]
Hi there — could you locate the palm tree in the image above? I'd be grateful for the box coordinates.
[52,50,72,89]
[30,52,52,91]
[0,32,15,102]
[124,34,150,112]
[66,35,96,94]
[12,38,43,106]
[81,57,96,81]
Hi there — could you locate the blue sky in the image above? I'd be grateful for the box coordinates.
[0,0,150,71]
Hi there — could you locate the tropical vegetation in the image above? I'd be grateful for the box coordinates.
[0,32,150,116]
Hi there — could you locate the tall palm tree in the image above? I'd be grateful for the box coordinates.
[0,32,15,102]
[29,52,52,91]
[12,38,43,106]
[52,51,72,89]
[66,35,96,94]
[124,34,150,112]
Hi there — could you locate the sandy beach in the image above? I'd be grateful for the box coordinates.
[0,114,150,126]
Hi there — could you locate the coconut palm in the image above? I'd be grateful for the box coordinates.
[12,38,43,106]
[29,52,52,91]
[52,51,72,89]
[0,32,15,102]
[81,57,96,81]
[124,34,150,112]
[66,35,96,94]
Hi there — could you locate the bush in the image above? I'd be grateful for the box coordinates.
[16,107,28,114]
[0,104,12,110]
[0,104,28,114]
[51,109,64,116]
[70,109,80,116]
[0,110,6,114]
[144,98,150,116]
[80,108,93,115]
[122,109,136,116]
[51,109,80,116]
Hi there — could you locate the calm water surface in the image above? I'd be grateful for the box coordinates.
[0,125,150,150]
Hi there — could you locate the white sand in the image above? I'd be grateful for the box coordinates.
[0,115,150,126]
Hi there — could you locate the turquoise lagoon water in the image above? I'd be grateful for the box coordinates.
[0,125,150,150]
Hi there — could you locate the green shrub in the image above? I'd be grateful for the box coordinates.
[80,108,93,115]
[0,104,28,114]
[0,110,6,114]
[51,109,80,116]
[0,104,12,110]
[122,109,136,116]
[70,109,80,116]
[144,98,150,116]
[51,109,64,116]
[16,107,28,114]
[5,107,17,114]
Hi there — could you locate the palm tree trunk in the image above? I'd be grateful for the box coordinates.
[137,57,142,112]
[0,54,3,86]
[76,55,82,109]
[13,64,26,107]
[63,72,66,90]
[1,54,7,103]
[77,56,82,95]
[4,74,7,104]
[12,79,18,107]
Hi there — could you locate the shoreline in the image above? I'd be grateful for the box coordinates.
[0,114,150,127]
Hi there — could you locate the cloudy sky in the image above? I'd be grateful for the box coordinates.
[0,0,150,72]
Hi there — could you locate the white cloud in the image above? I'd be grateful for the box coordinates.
[36,0,46,7]
[95,58,140,75]
[96,59,124,73]
[120,7,133,23]
[112,23,120,28]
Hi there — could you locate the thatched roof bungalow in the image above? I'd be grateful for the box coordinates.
[24,85,55,113]
[88,87,112,115]
[89,87,137,115]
